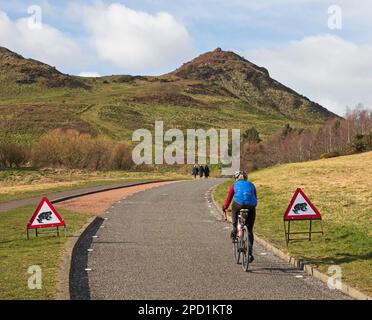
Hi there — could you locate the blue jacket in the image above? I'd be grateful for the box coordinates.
[233,180,257,206]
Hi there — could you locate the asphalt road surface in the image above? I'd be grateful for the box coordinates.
[87,179,348,300]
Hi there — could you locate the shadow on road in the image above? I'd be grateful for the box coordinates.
[69,217,104,300]
[248,266,302,276]
[238,260,304,276]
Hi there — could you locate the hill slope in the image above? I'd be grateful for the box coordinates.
[171,48,333,120]
[214,151,372,295]
[0,47,87,89]
[0,47,337,143]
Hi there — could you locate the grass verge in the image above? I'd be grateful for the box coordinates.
[0,169,189,203]
[213,152,372,296]
[0,205,92,299]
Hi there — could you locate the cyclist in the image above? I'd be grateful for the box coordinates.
[223,170,257,263]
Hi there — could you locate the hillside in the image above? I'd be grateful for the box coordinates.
[214,151,372,295]
[0,47,87,89]
[0,46,337,144]
[171,48,333,119]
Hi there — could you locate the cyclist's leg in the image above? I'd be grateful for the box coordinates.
[246,206,256,255]
[231,202,241,238]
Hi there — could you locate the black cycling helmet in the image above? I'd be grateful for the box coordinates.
[234,170,248,180]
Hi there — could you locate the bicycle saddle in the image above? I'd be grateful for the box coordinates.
[240,209,249,219]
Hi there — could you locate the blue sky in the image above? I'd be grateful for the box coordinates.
[1,0,372,115]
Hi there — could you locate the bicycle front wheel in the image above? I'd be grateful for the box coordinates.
[241,226,250,272]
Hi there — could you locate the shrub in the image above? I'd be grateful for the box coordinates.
[32,129,89,168]
[31,129,134,170]
[0,142,29,168]
[115,75,134,83]
[242,127,261,144]
[350,134,367,153]
[86,136,113,170]
[111,141,133,170]
[320,152,340,159]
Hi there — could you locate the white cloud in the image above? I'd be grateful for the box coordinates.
[71,2,195,74]
[0,10,83,70]
[78,72,100,77]
[246,35,372,116]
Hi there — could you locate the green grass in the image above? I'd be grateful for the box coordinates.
[0,205,92,300]
[213,152,372,295]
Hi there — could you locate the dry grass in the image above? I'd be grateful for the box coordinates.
[253,152,372,226]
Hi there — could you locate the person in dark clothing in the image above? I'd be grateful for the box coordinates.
[204,165,210,178]
[199,165,205,178]
[192,165,199,179]
[223,170,257,263]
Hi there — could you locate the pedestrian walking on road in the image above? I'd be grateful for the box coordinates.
[199,165,205,178]
[204,165,210,178]
[192,165,199,179]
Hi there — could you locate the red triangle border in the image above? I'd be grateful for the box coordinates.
[27,197,65,229]
[283,188,322,221]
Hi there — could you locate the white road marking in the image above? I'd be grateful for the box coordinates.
[85,268,92,271]
[295,275,304,278]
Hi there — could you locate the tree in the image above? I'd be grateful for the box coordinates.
[351,134,367,153]
[281,124,293,138]
[0,142,28,168]
[242,127,261,144]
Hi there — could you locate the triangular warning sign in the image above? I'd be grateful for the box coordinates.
[28,198,65,229]
[284,188,322,221]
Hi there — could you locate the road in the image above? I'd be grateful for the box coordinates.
[85,179,348,300]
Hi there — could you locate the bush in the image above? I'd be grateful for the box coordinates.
[115,75,134,83]
[242,127,261,144]
[31,129,134,171]
[32,129,88,168]
[0,142,29,168]
[365,133,372,150]
[86,136,114,170]
[320,152,340,159]
[350,134,367,153]
[111,141,133,170]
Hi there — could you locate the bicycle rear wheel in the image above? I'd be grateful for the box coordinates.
[232,239,239,264]
[241,226,250,272]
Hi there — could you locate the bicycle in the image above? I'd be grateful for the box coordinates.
[232,209,251,272]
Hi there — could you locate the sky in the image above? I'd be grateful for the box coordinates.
[0,0,372,116]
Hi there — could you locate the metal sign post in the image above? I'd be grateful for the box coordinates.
[284,218,324,246]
